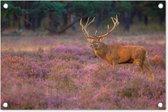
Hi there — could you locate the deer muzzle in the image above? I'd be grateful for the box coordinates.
[90,43,99,50]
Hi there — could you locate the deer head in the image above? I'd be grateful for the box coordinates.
[80,15,119,50]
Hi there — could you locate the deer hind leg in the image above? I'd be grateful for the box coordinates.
[133,59,144,73]
[143,63,153,73]
[142,61,155,80]
[143,58,153,73]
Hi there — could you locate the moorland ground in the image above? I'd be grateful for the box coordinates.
[1,33,165,109]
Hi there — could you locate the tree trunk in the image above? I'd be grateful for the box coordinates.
[63,12,68,26]
[137,11,142,21]
[123,12,131,32]
[57,18,80,34]
[144,15,148,26]
[95,13,101,29]
[159,15,165,25]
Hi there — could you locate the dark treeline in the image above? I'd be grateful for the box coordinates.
[1,1,165,34]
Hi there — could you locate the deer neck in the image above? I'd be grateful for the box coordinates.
[94,43,109,59]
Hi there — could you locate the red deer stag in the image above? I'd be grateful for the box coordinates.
[80,16,151,72]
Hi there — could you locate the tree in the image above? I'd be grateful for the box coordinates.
[116,1,133,32]
[1,1,165,33]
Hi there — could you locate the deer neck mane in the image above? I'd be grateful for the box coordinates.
[94,43,109,59]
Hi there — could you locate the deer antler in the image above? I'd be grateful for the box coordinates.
[97,15,119,41]
[80,17,95,42]
[80,15,119,42]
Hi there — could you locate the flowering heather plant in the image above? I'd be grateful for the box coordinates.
[54,45,85,55]
[1,35,165,110]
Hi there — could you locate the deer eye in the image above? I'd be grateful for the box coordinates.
[93,43,99,48]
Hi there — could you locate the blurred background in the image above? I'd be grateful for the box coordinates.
[1,1,166,109]
[1,1,165,36]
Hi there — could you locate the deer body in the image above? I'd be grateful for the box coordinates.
[80,16,151,72]
[92,43,147,69]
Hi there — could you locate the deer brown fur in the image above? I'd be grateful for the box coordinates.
[80,16,151,72]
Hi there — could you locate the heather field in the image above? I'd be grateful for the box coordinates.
[1,34,165,109]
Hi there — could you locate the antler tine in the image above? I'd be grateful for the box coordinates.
[86,17,90,26]
[113,15,117,21]
[97,15,119,40]
[80,17,96,42]
[80,18,84,29]
[114,15,119,25]
[111,17,115,25]
[87,17,95,26]
[113,15,119,25]
[80,18,90,37]
[107,25,109,30]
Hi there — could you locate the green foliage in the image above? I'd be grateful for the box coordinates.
[1,1,22,19]
[135,1,165,17]
[70,1,93,16]
[1,1,165,31]
[30,1,65,17]
[117,1,133,12]
[70,1,113,17]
